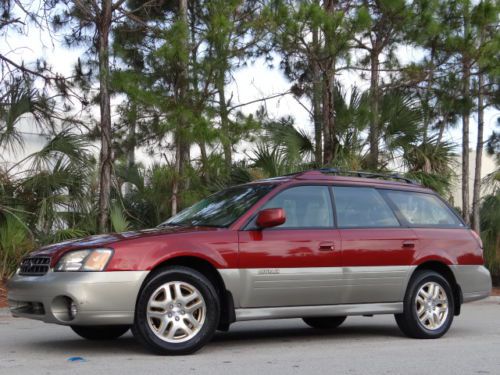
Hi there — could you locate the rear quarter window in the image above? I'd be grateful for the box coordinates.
[384,190,463,227]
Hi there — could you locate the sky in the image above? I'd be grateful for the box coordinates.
[1,8,499,169]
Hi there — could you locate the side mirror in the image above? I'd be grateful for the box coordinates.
[256,208,286,229]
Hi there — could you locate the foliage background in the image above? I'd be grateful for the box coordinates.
[0,0,499,284]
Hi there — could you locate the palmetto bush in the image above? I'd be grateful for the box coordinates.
[480,168,500,283]
[0,213,34,279]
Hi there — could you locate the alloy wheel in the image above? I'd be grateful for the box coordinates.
[415,281,449,331]
[146,281,206,343]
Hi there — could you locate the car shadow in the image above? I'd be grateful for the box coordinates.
[21,321,406,356]
[212,323,404,344]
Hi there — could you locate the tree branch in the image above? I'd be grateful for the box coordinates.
[228,91,292,112]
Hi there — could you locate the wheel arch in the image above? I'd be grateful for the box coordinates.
[137,255,235,330]
[410,261,463,316]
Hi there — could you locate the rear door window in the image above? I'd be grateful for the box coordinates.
[333,187,400,228]
[384,190,463,227]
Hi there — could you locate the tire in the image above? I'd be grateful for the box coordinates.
[395,270,455,339]
[132,266,220,355]
[71,325,130,340]
[302,316,346,329]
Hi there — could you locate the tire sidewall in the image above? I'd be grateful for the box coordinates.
[134,267,220,355]
[405,271,454,338]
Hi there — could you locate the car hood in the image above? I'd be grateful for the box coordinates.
[31,226,220,259]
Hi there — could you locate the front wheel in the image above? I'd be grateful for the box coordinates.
[132,266,220,355]
[303,316,346,329]
[395,270,454,339]
[71,325,130,340]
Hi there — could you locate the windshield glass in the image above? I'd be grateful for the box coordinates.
[160,184,274,228]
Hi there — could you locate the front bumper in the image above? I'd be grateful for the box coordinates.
[451,265,492,303]
[7,270,149,326]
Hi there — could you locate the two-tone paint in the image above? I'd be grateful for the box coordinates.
[8,172,492,326]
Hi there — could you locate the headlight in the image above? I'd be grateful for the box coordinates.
[55,249,113,272]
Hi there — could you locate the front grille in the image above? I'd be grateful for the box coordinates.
[19,256,51,276]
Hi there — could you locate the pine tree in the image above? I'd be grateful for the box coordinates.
[269,0,356,165]
[50,0,164,232]
[353,0,413,169]
[471,0,500,232]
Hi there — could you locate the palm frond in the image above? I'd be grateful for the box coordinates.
[0,78,55,152]
[110,203,130,233]
[0,213,34,278]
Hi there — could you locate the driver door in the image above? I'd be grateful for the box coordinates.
[238,185,342,308]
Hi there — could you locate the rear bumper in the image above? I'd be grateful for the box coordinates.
[450,265,492,303]
[7,270,149,325]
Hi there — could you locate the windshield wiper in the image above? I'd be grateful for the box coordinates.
[191,223,226,228]
[157,222,186,228]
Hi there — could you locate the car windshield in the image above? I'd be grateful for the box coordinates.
[159,184,274,228]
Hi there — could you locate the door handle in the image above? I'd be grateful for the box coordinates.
[319,242,335,251]
[402,241,415,249]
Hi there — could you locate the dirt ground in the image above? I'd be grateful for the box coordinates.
[0,280,7,308]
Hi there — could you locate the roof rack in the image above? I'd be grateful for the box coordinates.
[307,168,419,185]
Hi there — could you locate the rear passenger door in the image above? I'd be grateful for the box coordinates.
[332,186,417,304]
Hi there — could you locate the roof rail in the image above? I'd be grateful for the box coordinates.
[312,168,418,184]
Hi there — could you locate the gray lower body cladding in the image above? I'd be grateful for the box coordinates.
[220,266,415,309]
[7,271,149,325]
[450,265,492,302]
[7,265,491,325]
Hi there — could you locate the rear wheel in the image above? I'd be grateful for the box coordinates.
[302,316,346,329]
[71,325,130,340]
[395,270,454,339]
[132,266,220,355]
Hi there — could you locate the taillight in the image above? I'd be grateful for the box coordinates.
[470,230,483,249]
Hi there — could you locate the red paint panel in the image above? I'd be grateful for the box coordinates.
[411,228,484,265]
[340,228,418,267]
[238,229,342,268]
[106,229,239,271]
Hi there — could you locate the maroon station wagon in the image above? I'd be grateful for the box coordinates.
[8,169,492,354]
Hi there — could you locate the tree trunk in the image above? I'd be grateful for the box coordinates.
[97,0,113,233]
[124,102,137,196]
[312,23,322,165]
[472,72,484,233]
[171,0,190,216]
[217,73,232,170]
[461,61,471,225]
[368,49,380,170]
[322,0,335,166]
[436,115,447,146]
[322,69,335,165]
[171,142,181,216]
[422,46,436,144]
[198,141,210,184]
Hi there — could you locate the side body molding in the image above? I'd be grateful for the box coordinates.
[219,266,416,316]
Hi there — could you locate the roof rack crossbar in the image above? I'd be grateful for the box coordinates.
[316,168,417,184]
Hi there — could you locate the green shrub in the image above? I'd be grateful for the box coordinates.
[0,214,35,279]
[480,193,500,282]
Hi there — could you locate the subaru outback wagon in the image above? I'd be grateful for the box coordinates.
[8,169,492,354]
